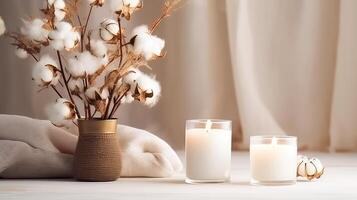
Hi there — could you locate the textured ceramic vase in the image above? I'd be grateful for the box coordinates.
[74,119,121,182]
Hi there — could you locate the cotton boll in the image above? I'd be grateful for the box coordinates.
[46,98,76,127]
[103,19,119,34]
[53,0,65,9]
[33,66,53,85]
[99,18,119,41]
[100,30,113,41]
[50,39,64,50]
[297,155,324,180]
[109,0,141,19]
[15,48,29,59]
[64,37,75,49]
[79,51,108,74]
[32,55,60,87]
[67,56,86,78]
[297,155,308,165]
[90,40,107,58]
[136,73,161,107]
[54,9,66,21]
[64,31,80,49]
[131,25,165,60]
[38,55,59,68]
[47,0,64,8]
[0,16,5,36]
[55,21,72,32]
[49,22,80,50]
[20,18,49,43]
[47,0,56,5]
[131,25,148,36]
[310,158,324,173]
[88,0,105,6]
[85,87,109,101]
[67,51,108,78]
[122,69,142,86]
[48,0,66,21]
[68,78,84,93]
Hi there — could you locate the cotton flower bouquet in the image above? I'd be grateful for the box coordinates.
[4,0,180,127]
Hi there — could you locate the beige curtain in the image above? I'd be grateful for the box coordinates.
[0,0,356,151]
[226,0,357,151]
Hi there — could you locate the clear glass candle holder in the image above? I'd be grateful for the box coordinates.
[185,119,232,183]
[250,136,297,185]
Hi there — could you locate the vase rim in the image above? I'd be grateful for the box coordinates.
[78,118,117,121]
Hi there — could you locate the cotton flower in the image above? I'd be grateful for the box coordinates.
[85,87,109,114]
[0,16,6,36]
[48,21,80,50]
[48,0,66,21]
[15,48,29,59]
[122,69,141,86]
[68,78,84,94]
[99,18,119,41]
[89,39,107,58]
[67,51,108,78]
[46,98,76,127]
[131,25,165,60]
[109,0,142,19]
[32,55,60,87]
[122,70,161,107]
[54,9,66,22]
[135,73,161,107]
[88,0,105,6]
[85,87,109,101]
[20,18,49,43]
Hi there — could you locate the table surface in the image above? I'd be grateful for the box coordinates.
[0,152,356,200]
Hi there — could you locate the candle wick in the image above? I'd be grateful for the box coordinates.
[205,120,212,132]
[272,137,278,145]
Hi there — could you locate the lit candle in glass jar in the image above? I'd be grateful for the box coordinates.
[185,119,232,183]
[250,136,297,185]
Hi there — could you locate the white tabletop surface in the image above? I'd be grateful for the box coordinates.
[0,152,356,200]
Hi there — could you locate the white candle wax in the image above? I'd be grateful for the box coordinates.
[185,127,231,182]
[250,137,297,183]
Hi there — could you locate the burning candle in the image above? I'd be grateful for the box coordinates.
[250,136,297,185]
[185,119,232,183]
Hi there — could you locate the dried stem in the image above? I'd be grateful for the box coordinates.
[81,5,93,51]
[77,15,82,27]
[56,51,81,118]
[30,54,39,62]
[90,108,97,119]
[108,87,131,118]
[150,0,181,33]
[150,14,166,33]
[103,17,123,119]
[51,85,63,98]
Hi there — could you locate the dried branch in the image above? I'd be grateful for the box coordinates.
[103,17,124,119]
[150,0,182,33]
[81,5,94,51]
[51,85,63,98]
[56,51,81,118]
[6,32,41,61]
[108,86,131,118]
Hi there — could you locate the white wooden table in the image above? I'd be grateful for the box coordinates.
[0,152,356,200]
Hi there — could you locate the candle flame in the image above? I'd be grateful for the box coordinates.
[205,120,212,132]
[272,137,278,145]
